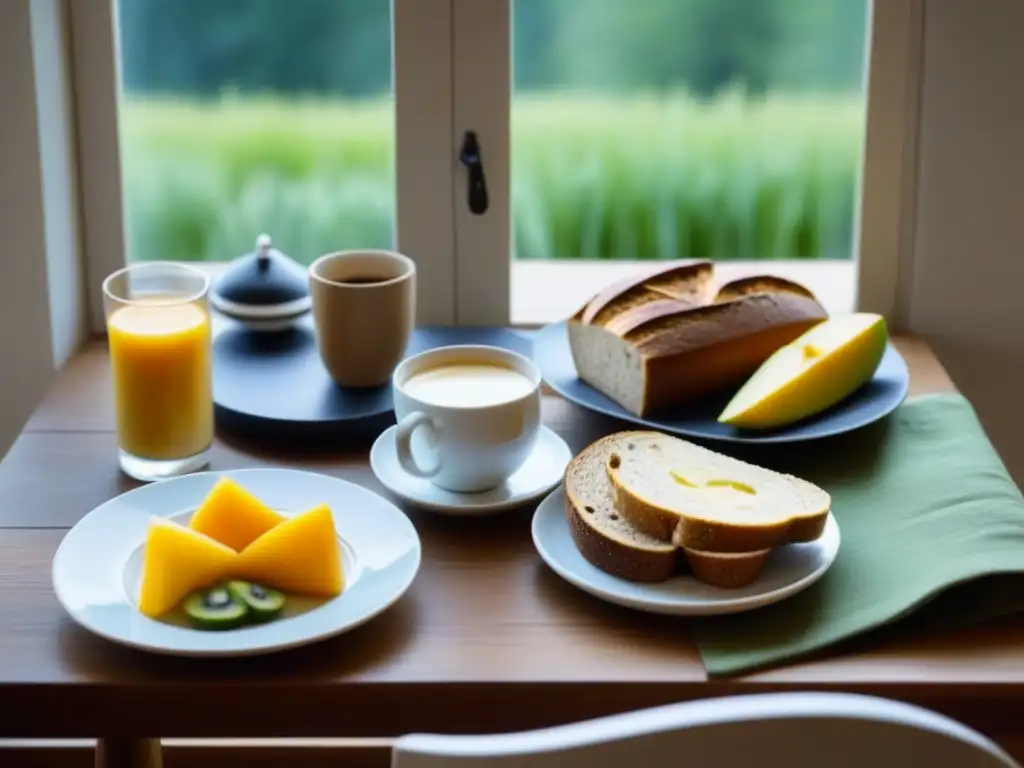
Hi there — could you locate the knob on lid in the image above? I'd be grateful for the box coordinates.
[211,234,311,322]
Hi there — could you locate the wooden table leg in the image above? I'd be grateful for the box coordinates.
[95,738,163,768]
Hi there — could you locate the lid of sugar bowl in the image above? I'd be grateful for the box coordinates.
[210,234,311,331]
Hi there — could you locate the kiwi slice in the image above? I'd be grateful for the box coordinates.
[227,580,285,622]
[183,585,249,630]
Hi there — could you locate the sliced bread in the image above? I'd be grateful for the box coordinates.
[564,432,772,588]
[567,262,828,417]
[564,433,677,582]
[605,431,830,553]
[684,547,772,589]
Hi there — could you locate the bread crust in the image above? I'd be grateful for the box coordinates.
[715,275,817,302]
[604,299,691,337]
[578,261,713,325]
[563,494,677,583]
[629,292,825,358]
[684,547,771,588]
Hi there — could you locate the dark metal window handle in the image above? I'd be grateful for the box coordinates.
[459,130,489,215]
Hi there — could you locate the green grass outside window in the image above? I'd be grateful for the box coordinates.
[120,92,864,265]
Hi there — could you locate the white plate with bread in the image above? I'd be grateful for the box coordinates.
[532,431,840,616]
[533,261,909,444]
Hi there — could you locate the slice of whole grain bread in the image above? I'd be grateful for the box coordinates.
[564,432,773,587]
[564,433,678,583]
[606,431,831,553]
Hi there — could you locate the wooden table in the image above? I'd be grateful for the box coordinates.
[4,336,1024,767]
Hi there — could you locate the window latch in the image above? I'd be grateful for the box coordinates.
[459,130,489,215]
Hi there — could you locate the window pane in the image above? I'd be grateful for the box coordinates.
[116,0,394,265]
[512,0,869,264]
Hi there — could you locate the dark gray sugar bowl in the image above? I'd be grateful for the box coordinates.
[210,234,311,332]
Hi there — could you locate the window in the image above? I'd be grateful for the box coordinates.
[65,0,916,332]
[116,1,396,265]
[452,0,876,325]
[71,0,456,328]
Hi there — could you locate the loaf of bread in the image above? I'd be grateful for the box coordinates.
[606,431,830,553]
[567,262,828,417]
[563,432,772,588]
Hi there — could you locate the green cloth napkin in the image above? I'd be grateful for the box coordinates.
[695,393,1024,677]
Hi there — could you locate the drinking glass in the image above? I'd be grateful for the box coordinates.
[102,262,214,481]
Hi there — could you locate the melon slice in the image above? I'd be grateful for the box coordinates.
[234,504,344,597]
[137,517,238,618]
[189,477,285,552]
[718,313,888,429]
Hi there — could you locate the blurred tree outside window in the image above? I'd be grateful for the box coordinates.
[116,0,868,265]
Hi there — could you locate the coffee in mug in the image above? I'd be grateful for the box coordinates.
[308,250,416,387]
[392,345,542,493]
[335,276,391,285]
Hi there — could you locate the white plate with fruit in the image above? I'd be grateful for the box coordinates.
[52,469,421,657]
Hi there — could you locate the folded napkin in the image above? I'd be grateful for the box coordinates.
[695,393,1024,676]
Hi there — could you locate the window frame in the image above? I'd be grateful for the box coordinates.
[68,0,459,332]
[11,0,926,346]
[449,0,926,329]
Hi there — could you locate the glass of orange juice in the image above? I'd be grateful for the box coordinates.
[103,263,214,482]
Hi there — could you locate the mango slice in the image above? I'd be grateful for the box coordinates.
[189,477,285,552]
[234,504,343,597]
[719,313,889,430]
[138,518,237,618]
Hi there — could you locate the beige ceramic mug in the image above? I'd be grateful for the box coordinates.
[309,250,416,387]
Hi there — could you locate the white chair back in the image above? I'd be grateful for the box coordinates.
[392,692,1018,768]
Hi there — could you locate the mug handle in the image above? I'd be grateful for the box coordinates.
[395,411,443,478]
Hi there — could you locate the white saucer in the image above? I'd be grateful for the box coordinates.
[52,468,421,657]
[532,487,840,616]
[370,425,573,515]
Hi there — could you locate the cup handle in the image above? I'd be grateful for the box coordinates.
[395,411,442,478]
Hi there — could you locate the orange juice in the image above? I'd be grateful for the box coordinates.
[108,301,213,460]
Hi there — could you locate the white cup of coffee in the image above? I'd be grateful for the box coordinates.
[392,345,542,493]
